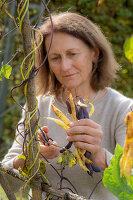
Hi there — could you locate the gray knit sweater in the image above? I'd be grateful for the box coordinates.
[2,88,133,200]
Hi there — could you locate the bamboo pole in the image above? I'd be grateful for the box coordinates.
[16,0,42,199]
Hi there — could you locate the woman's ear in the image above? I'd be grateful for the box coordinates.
[92,48,100,62]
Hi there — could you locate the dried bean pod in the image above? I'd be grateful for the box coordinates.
[85,163,93,176]
[66,100,72,114]
[91,163,101,172]
[80,98,89,119]
[75,104,79,119]
[78,107,84,120]
[60,142,73,153]
[84,151,91,159]
[83,107,89,119]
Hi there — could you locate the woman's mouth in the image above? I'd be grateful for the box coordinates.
[64,73,77,78]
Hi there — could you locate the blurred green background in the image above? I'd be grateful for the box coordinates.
[0,0,133,160]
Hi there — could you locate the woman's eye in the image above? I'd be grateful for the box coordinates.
[51,57,59,61]
[67,53,77,57]
[71,53,77,56]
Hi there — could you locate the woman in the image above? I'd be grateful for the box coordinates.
[2,12,133,199]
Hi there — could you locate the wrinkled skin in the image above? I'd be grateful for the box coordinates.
[66,119,107,170]
[38,126,59,159]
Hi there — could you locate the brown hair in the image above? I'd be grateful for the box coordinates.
[35,12,120,96]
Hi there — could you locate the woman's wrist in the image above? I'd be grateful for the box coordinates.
[91,148,108,170]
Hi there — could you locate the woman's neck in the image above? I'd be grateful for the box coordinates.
[61,87,99,103]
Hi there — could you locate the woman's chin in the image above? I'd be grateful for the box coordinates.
[63,80,79,89]
[65,84,79,91]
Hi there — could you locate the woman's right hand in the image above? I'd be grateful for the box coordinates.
[38,126,59,159]
[13,126,59,170]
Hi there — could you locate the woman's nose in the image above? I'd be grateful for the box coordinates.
[61,57,71,71]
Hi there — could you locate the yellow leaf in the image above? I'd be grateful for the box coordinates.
[69,156,77,167]
[17,155,26,160]
[58,156,63,164]
[124,35,133,64]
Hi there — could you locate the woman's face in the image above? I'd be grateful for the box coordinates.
[45,32,98,91]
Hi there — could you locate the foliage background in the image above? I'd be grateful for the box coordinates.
[0,0,133,160]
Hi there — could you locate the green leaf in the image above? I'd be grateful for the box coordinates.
[57,150,77,168]
[113,145,133,195]
[124,35,133,64]
[39,160,46,174]
[1,63,12,79]
[17,155,26,160]
[103,144,133,200]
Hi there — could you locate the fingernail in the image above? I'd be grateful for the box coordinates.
[70,122,74,127]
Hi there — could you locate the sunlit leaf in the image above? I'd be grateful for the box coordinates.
[98,0,105,5]
[18,167,27,177]
[103,144,133,199]
[17,155,26,160]
[69,156,77,167]
[58,156,63,164]
[1,63,12,79]
[0,72,2,81]
[124,35,133,64]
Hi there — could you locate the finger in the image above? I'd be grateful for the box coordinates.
[40,148,59,159]
[38,126,50,139]
[70,119,101,129]
[38,126,49,134]
[51,141,58,147]
[45,140,58,147]
[38,132,46,144]
[38,133,44,142]
[66,125,103,138]
[67,134,101,145]
[73,141,100,154]
[40,141,59,159]
[41,126,50,138]
[41,126,49,133]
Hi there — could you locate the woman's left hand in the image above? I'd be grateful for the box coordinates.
[66,118,107,170]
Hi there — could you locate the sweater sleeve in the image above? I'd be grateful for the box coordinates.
[105,149,113,166]
[114,100,133,147]
[2,95,47,169]
[106,99,133,166]
[1,95,50,193]
[1,110,26,193]
[2,111,25,170]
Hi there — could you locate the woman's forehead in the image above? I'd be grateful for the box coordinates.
[45,32,89,53]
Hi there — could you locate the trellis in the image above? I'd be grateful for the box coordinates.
[0,162,89,200]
